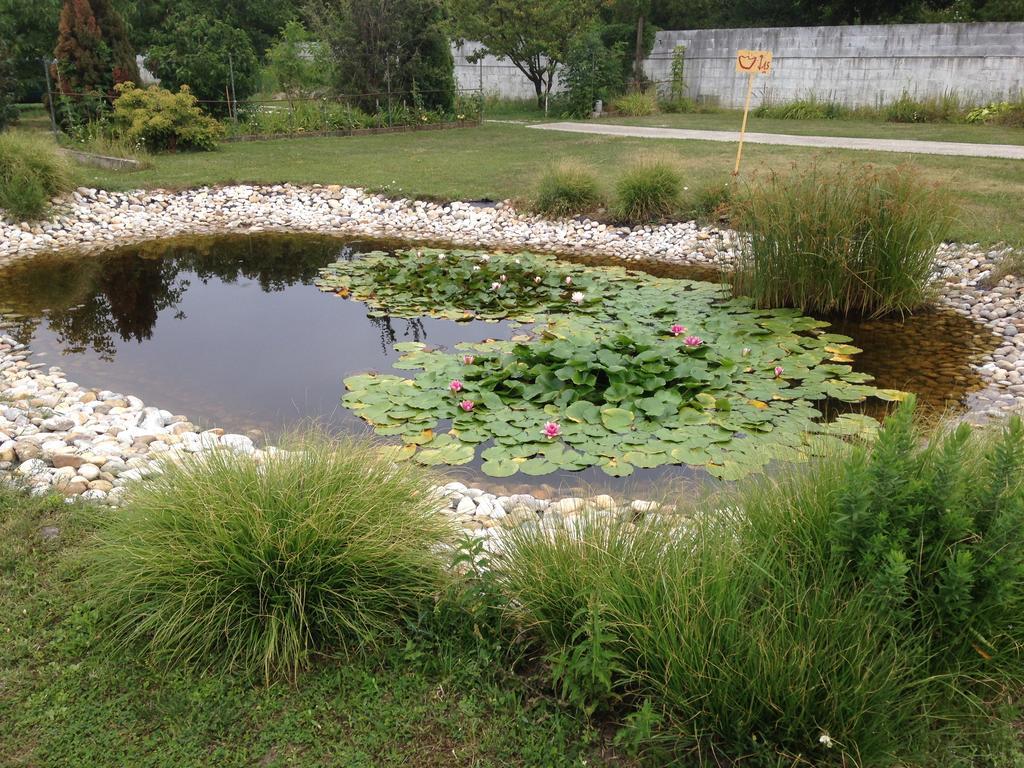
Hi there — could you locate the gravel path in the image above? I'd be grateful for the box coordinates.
[529,122,1024,160]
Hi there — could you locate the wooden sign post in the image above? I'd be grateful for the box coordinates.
[733,50,773,176]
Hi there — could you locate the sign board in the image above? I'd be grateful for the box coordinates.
[735,50,773,75]
[732,50,774,176]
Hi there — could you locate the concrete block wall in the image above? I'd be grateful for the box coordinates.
[453,42,561,100]
[454,23,1024,108]
[645,23,1024,109]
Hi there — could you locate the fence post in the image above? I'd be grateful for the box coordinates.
[41,58,59,137]
[228,53,237,121]
[478,61,484,125]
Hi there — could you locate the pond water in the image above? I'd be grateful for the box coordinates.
[0,233,995,496]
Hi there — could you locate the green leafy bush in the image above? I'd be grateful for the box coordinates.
[112,82,223,152]
[966,100,1024,127]
[614,160,682,223]
[534,162,604,217]
[560,25,625,118]
[829,400,1024,673]
[611,90,658,117]
[86,437,456,681]
[0,132,73,221]
[497,399,1024,763]
[734,163,955,317]
[146,15,260,114]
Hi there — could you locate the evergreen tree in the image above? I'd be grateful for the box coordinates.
[52,0,138,128]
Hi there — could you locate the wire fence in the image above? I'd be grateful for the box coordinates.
[29,61,486,142]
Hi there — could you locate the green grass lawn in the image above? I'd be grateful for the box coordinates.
[77,123,1024,245]
[0,490,627,768]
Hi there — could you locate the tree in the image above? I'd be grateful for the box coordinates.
[52,0,139,127]
[0,0,62,101]
[266,20,328,106]
[449,0,602,110]
[559,24,626,117]
[146,15,260,114]
[306,0,455,112]
[0,37,18,129]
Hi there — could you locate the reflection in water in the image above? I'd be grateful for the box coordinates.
[0,232,998,494]
[0,234,350,358]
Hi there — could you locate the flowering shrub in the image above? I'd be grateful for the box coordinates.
[112,83,223,152]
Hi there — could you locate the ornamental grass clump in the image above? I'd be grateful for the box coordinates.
[0,132,73,221]
[734,163,955,317]
[533,161,604,218]
[86,436,455,681]
[497,398,1024,764]
[612,90,659,117]
[614,160,683,223]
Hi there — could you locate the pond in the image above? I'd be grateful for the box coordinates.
[0,233,995,496]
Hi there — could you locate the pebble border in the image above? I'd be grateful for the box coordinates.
[1,184,1021,540]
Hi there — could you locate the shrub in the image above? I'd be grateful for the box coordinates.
[0,132,74,221]
[733,163,955,317]
[86,437,456,681]
[497,399,1024,763]
[146,15,260,114]
[534,162,604,217]
[685,177,733,222]
[614,160,682,223]
[754,96,849,120]
[658,96,695,114]
[612,90,658,117]
[498,499,921,763]
[560,25,626,118]
[112,82,223,151]
[828,399,1024,676]
[0,39,17,131]
[884,90,964,123]
[966,100,1024,128]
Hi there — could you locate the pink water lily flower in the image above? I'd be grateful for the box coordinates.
[542,421,561,439]
[473,265,481,271]
[565,276,573,285]
[462,354,475,365]
[774,366,785,377]
[459,399,475,411]
[670,324,687,336]
[571,291,585,304]
[437,254,446,261]
[491,281,502,291]
[500,274,507,282]
[683,336,703,347]
[449,379,463,393]
[534,276,542,284]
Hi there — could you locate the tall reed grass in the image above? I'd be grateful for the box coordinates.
[733,163,955,317]
[0,132,73,221]
[86,437,456,681]
[497,399,1024,764]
